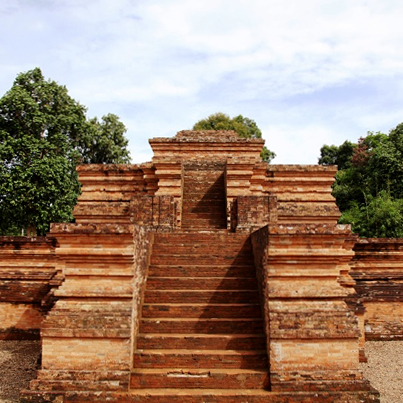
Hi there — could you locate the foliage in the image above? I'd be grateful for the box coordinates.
[193,112,276,163]
[81,114,131,164]
[339,192,403,238]
[319,129,403,238]
[332,168,365,212]
[0,68,131,236]
[318,140,355,170]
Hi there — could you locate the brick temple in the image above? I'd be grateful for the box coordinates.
[4,129,403,402]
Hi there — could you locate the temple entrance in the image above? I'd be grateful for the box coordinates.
[181,162,227,229]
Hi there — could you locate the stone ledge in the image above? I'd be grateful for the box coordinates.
[151,130,265,143]
[20,389,380,403]
[267,165,338,173]
[76,163,152,173]
[267,223,353,235]
[49,223,134,234]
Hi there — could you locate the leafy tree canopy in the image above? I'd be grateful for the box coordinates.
[319,128,403,237]
[82,114,130,164]
[193,112,276,163]
[0,68,131,236]
[318,140,355,170]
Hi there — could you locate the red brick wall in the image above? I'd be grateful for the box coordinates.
[0,237,57,339]
[351,239,403,341]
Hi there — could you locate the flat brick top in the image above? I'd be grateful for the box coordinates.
[150,130,265,143]
[356,238,403,244]
[76,162,153,172]
[0,236,56,247]
[50,223,135,234]
[268,223,353,235]
[354,238,403,249]
[267,165,338,172]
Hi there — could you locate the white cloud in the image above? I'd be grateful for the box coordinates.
[1,0,403,164]
[267,124,337,165]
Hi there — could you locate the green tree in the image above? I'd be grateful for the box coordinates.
[81,114,131,164]
[0,68,131,236]
[193,112,276,162]
[319,129,403,237]
[318,140,355,170]
[366,132,403,199]
[0,68,85,236]
[339,191,403,238]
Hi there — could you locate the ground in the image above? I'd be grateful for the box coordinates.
[360,340,403,403]
[0,341,40,403]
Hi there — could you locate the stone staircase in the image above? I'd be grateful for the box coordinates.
[130,231,270,401]
[181,163,227,229]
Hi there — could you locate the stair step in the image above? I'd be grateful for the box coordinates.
[183,183,224,189]
[183,170,224,176]
[23,389,374,403]
[151,244,252,254]
[130,369,269,389]
[128,388,350,403]
[153,233,249,243]
[182,197,225,203]
[183,177,224,182]
[148,265,256,278]
[139,319,265,334]
[151,248,251,255]
[141,304,262,318]
[151,255,252,265]
[182,199,225,205]
[182,199,226,207]
[136,334,266,350]
[181,212,226,219]
[183,178,224,183]
[183,177,223,181]
[183,178,224,184]
[144,290,260,304]
[133,350,268,369]
[184,171,224,176]
[127,389,272,403]
[182,192,225,198]
[182,223,227,230]
[180,217,225,221]
[181,213,226,220]
[145,278,258,291]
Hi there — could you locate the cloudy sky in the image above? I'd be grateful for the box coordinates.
[1,0,403,164]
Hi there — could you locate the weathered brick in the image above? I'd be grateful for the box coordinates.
[0,130,386,402]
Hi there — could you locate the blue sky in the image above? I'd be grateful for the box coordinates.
[1,0,403,164]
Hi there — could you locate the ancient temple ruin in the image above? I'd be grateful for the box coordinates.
[3,130,402,401]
